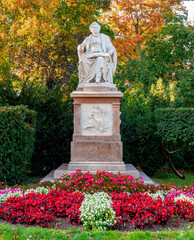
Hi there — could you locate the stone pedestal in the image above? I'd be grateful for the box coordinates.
[68,83,126,172]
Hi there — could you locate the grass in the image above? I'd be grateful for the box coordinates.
[152,171,194,187]
[0,224,194,240]
[21,175,44,186]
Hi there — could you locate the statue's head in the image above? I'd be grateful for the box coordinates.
[89,22,101,34]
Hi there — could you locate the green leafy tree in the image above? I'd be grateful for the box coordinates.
[144,12,193,81]
[0,0,112,175]
[0,0,111,87]
[114,11,194,175]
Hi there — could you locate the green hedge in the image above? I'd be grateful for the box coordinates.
[155,108,194,144]
[0,105,36,185]
[0,74,74,175]
[155,108,194,170]
[120,87,165,176]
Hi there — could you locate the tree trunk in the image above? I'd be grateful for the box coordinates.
[134,23,143,61]
[137,41,143,61]
[162,139,187,179]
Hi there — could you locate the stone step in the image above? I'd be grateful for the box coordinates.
[40,164,159,187]
[53,163,139,179]
[54,163,139,179]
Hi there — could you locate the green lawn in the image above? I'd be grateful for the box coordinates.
[152,171,194,187]
[0,224,194,240]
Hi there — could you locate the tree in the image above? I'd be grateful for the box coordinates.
[114,11,194,92]
[145,12,194,82]
[0,0,112,174]
[113,11,193,175]
[100,0,183,60]
[0,0,111,87]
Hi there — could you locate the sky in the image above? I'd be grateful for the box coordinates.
[183,0,194,25]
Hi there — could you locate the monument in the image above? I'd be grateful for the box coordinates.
[69,22,125,172]
[54,22,139,178]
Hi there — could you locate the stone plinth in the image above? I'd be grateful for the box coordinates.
[68,84,125,172]
[53,163,140,180]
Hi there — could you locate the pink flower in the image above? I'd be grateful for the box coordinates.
[74,179,78,184]
[97,178,104,184]
[70,173,75,178]
[139,181,144,184]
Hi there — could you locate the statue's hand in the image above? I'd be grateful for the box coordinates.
[77,44,84,52]
[108,51,114,56]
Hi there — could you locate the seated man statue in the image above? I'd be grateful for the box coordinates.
[77,22,117,84]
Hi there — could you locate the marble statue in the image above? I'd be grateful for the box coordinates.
[77,22,117,84]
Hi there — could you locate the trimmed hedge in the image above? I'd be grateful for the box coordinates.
[155,108,194,144]
[0,105,36,185]
[155,108,194,170]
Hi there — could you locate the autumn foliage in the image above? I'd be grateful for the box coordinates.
[101,0,183,59]
[0,0,111,84]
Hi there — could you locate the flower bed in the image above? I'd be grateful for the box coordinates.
[0,170,193,230]
[0,188,23,202]
[111,192,176,228]
[56,169,151,193]
[0,190,83,227]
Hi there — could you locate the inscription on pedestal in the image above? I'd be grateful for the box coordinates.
[77,145,117,152]
[81,104,113,136]
[71,142,122,162]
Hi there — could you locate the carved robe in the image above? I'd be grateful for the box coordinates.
[78,34,117,84]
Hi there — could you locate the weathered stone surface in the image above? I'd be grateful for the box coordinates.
[70,88,123,136]
[68,86,125,172]
[77,22,117,85]
[68,162,126,172]
[53,163,140,180]
[71,141,122,162]
[81,104,113,136]
[43,165,159,186]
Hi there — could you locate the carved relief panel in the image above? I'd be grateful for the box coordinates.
[81,104,113,136]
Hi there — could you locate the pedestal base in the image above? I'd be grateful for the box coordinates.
[68,162,126,171]
[68,86,125,174]
[54,163,139,179]
[70,140,124,171]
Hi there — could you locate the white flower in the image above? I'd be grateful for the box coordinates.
[80,192,116,230]
[174,194,194,204]
[146,190,166,201]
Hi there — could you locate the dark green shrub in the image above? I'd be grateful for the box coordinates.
[155,108,194,170]
[155,108,194,144]
[119,85,165,176]
[31,85,74,174]
[121,111,164,176]
[0,105,36,185]
[0,66,75,174]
